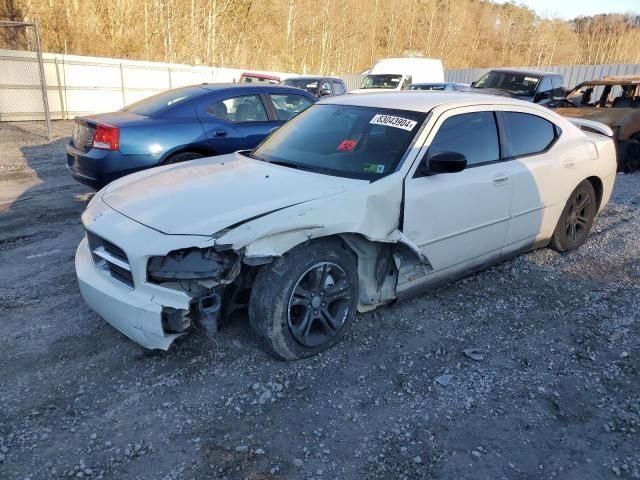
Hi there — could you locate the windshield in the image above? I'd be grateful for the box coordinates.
[123,87,199,116]
[360,74,403,90]
[251,104,425,180]
[473,71,540,96]
[283,79,319,94]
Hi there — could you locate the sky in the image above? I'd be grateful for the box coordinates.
[492,0,639,19]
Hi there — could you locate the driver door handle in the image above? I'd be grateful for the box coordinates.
[213,129,227,137]
[493,173,509,186]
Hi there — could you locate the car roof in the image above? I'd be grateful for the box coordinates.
[198,83,304,91]
[320,91,541,112]
[285,76,343,81]
[409,82,458,86]
[486,68,560,77]
[574,77,640,87]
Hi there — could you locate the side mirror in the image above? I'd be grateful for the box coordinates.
[420,151,467,175]
[535,90,551,102]
[470,81,476,87]
[319,87,332,97]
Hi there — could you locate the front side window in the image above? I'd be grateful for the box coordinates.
[360,74,403,90]
[269,94,314,121]
[283,79,319,95]
[428,112,499,166]
[500,112,557,158]
[320,81,333,96]
[538,77,553,94]
[551,76,564,97]
[206,95,268,122]
[252,104,426,180]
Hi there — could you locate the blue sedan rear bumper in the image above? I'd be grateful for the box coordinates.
[66,143,160,189]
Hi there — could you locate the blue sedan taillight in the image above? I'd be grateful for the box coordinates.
[93,124,120,151]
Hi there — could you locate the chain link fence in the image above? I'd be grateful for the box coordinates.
[0,20,52,141]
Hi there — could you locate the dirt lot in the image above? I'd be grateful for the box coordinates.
[1,121,639,480]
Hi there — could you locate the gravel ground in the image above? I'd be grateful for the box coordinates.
[1,121,639,480]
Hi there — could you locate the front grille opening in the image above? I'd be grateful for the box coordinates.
[87,231,134,289]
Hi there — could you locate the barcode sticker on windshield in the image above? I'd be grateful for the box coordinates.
[370,114,417,131]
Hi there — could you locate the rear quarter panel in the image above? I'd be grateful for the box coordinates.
[118,117,208,161]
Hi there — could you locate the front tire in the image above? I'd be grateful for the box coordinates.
[550,180,596,252]
[249,240,359,360]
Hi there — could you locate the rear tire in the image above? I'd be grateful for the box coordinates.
[249,239,359,360]
[550,180,596,252]
[620,138,640,173]
[163,151,205,165]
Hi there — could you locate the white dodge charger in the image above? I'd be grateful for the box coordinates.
[76,92,617,359]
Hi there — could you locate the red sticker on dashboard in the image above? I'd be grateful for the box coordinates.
[337,139,358,152]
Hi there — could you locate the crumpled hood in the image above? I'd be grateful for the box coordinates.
[102,152,365,235]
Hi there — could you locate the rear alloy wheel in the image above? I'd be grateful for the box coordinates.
[550,180,596,252]
[249,240,358,360]
[163,151,205,165]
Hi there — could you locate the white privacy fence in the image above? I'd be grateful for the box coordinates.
[0,49,295,121]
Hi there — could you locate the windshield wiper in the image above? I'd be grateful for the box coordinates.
[268,160,301,169]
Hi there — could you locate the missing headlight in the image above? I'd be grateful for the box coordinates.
[147,248,236,282]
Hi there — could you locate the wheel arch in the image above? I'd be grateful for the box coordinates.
[240,232,428,311]
[160,144,216,164]
[585,175,604,211]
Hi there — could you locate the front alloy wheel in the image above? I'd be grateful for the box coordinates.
[288,262,351,348]
[249,240,359,360]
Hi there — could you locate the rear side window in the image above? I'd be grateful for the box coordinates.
[206,95,268,122]
[428,112,499,166]
[123,88,198,116]
[269,94,314,121]
[500,112,557,158]
[332,82,346,95]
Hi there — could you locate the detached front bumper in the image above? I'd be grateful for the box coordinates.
[76,236,187,350]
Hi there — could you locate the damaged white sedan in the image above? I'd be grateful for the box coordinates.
[76,92,617,359]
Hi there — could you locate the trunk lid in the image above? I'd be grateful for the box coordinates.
[72,111,149,152]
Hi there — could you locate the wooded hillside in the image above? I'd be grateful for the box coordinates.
[2,0,639,73]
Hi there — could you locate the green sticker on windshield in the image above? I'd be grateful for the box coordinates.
[364,163,385,174]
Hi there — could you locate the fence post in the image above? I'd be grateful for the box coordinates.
[54,57,65,120]
[119,63,126,108]
[33,19,52,142]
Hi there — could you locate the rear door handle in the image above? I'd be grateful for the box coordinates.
[213,129,227,137]
[563,158,576,169]
[493,173,509,186]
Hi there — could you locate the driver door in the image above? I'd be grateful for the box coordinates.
[403,109,513,271]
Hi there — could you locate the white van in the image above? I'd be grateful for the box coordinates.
[351,58,444,94]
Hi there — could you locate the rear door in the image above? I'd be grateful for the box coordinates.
[197,93,278,153]
[497,110,571,250]
[403,108,513,271]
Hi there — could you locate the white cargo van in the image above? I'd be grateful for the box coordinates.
[351,58,444,94]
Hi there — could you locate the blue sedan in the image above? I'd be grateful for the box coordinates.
[66,84,317,189]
